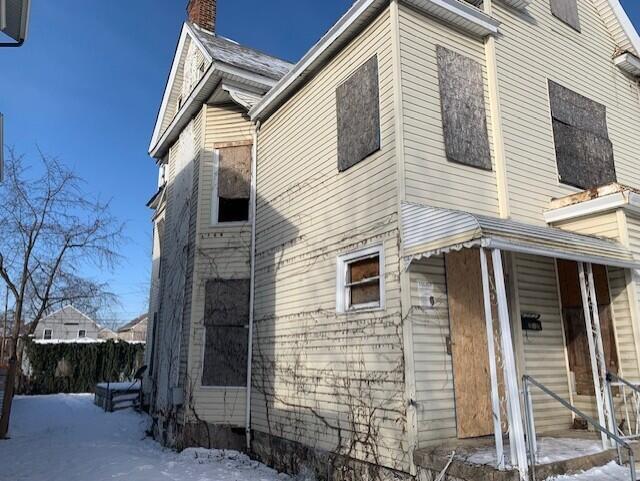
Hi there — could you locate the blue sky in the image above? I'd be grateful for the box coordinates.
[0,0,638,324]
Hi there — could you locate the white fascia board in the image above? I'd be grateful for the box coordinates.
[403,0,500,37]
[543,192,629,223]
[250,0,498,122]
[149,63,277,158]
[250,0,387,122]
[614,52,640,78]
[149,24,191,154]
[607,0,640,55]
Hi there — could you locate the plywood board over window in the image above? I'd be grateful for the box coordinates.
[550,0,581,32]
[436,45,492,171]
[336,55,381,172]
[548,81,616,189]
[202,279,250,387]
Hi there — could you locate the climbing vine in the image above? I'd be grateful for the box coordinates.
[21,340,145,395]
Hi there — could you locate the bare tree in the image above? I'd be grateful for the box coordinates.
[0,148,123,438]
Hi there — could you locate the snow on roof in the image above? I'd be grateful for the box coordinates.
[189,23,293,80]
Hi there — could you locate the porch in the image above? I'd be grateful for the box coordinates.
[401,203,640,480]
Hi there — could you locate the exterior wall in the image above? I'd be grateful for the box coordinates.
[408,256,456,448]
[183,102,253,429]
[512,253,573,431]
[252,8,408,474]
[34,307,101,341]
[492,0,640,224]
[118,320,148,342]
[397,4,499,216]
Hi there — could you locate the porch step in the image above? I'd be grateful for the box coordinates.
[414,438,640,481]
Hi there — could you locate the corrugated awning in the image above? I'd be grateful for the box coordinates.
[401,202,640,269]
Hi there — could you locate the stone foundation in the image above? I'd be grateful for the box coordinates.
[251,430,412,481]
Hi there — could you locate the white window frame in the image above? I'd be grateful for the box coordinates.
[77,330,86,339]
[210,148,251,227]
[336,245,385,313]
[43,329,52,340]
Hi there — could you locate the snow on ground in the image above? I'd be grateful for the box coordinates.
[465,437,604,467]
[546,462,631,480]
[0,394,291,481]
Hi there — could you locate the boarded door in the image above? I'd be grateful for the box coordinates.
[557,260,619,396]
[446,249,504,439]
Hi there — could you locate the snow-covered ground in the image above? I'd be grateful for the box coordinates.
[547,462,631,480]
[0,394,290,481]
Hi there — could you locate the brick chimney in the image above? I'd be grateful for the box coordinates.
[187,0,216,32]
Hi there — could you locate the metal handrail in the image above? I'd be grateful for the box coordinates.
[523,375,636,481]
[607,372,640,441]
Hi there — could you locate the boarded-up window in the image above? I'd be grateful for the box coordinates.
[347,256,381,307]
[336,56,381,172]
[551,0,580,31]
[202,279,250,387]
[217,145,251,222]
[548,81,616,189]
[436,46,492,171]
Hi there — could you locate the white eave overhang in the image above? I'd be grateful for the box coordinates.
[402,202,640,270]
[250,0,499,122]
[149,63,277,159]
[544,187,640,224]
[614,52,640,78]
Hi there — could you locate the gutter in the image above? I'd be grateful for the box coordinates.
[245,120,260,451]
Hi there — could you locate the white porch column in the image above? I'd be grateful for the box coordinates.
[480,248,505,470]
[578,262,614,448]
[491,249,529,480]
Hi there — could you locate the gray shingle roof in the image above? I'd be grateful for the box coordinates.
[190,23,293,80]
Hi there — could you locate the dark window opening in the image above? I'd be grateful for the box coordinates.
[78,330,86,338]
[218,198,249,223]
[43,329,52,340]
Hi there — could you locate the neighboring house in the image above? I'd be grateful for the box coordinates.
[116,315,148,342]
[34,306,102,341]
[145,0,640,480]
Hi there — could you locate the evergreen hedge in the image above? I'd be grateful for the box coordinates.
[21,340,145,394]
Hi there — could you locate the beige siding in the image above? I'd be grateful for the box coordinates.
[554,212,622,241]
[253,9,408,471]
[398,4,499,216]
[185,103,254,427]
[514,254,574,431]
[492,0,640,224]
[409,257,457,448]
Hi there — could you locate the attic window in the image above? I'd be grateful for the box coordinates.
[177,95,184,110]
[214,145,252,224]
[550,0,580,32]
[336,56,381,172]
[548,80,616,189]
[199,61,206,73]
[78,330,86,338]
[436,46,492,171]
[43,329,52,340]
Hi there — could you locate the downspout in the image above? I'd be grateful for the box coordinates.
[245,119,261,451]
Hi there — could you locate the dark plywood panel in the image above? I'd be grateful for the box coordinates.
[446,249,505,439]
[553,121,616,189]
[218,145,251,199]
[551,0,581,32]
[548,81,608,138]
[557,261,618,396]
[336,56,381,172]
[548,81,616,189]
[204,279,250,327]
[436,45,492,171]
[202,279,250,387]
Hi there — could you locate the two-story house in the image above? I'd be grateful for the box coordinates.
[145,0,640,480]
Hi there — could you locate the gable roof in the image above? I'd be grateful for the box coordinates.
[190,23,292,80]
[41,305,101,329]
[149,22,293,158]
[117,314,148,333]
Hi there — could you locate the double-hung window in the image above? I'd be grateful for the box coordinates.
[337,246,384,313]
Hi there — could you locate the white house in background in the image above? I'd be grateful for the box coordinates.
[34,305,105,341]
[117,315,148,342]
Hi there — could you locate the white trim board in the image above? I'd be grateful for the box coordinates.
[544,192,640,224]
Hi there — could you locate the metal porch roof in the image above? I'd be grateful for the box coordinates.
[401,202,640,269]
